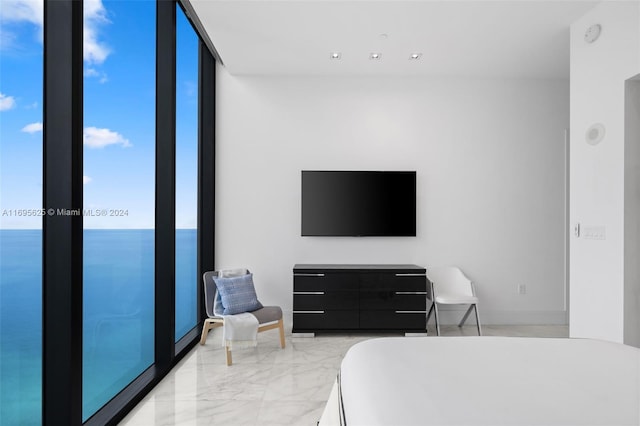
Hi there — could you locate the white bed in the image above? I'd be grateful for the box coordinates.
[319,337,640,426]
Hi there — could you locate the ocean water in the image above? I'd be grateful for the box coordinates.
[0,230,42,426]
[0,229,197,425]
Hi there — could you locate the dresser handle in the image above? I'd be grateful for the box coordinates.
[294,273,325,277]
[395,291,427,295]
[293,310,325,314]
[395,310,427,314]
[293,291,325,295]
[395,273,425,277]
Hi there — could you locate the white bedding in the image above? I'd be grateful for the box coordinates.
[321,337,640,426]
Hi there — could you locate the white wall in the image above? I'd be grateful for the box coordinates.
[215,69,569,324]
[570,1,640,343]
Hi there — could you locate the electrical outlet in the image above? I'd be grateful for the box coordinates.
[517,284,527,295]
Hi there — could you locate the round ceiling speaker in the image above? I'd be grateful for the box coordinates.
[584,24,602,43]
[585,123,605,145]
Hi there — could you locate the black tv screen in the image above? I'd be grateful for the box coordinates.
[301,171,416,237]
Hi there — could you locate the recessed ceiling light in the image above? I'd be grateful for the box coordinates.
[330,52,341,60]
[409,53,422,60]
[370,53,381,60]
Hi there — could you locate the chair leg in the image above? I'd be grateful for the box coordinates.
[225,345,233,366]
[474,304,482,336]
[426,302,434,333]
[433,302,441,336]
[278,318,286,349]
[200,321,212,345]
[201,321,223,345]
[458,305,475,328]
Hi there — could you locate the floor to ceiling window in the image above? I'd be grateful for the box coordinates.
[82,0,156,420]
[1,1,214,423]
[175,4,199,342]
[0,1,44,423]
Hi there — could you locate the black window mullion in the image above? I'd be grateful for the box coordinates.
[197,41,216,325]
[42,0,84,424]
[155,0,177,371]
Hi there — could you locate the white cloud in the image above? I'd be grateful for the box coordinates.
[85,67,109,84]
[21,121,42,133]
[0,93,16,111]
[0,0,43,27]
[83,175,92,184]
[0,29,17,50]
[84,68,100,77]
[25,101,38,109]
[83,126,131,149]
[83,0,110,65]
[0,0,44,46]
[1,0,110,66]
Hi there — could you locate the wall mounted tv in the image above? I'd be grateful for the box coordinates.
[301,170,416,237]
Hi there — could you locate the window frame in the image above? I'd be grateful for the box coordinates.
[40,0,216,424]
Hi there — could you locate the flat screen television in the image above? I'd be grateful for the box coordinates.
[301,170,416,237]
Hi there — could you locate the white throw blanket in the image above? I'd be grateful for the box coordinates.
[221,312,259,350]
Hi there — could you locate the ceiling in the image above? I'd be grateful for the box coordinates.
[190,0,599,78]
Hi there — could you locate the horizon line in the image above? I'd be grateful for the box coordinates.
[0,228,197,230]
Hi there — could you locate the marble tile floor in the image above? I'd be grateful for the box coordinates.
[119,324,568,426]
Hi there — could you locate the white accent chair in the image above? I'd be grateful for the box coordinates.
[426,266,481,336]
[200,269,285,365]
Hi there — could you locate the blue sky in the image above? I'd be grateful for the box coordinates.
[0,0,199,229]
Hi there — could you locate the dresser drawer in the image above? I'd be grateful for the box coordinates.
[359,291,426,310]
[359,310,426,331]
[360,273,426,291]
[293,291,358,310]
[294,273,358,292]
[293,310,359,330]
